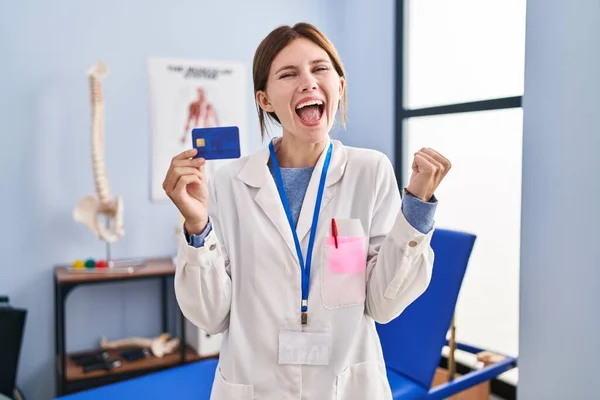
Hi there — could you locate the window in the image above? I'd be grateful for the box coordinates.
[395,0,527,389]
[405,0,526,109]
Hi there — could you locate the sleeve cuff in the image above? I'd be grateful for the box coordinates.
[184,218,213,248]
[401,191,438,234]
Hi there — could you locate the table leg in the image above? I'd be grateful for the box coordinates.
[54,279,66,396]
[161,277,168,333]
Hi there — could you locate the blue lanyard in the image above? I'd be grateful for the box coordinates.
[269,140,333,325]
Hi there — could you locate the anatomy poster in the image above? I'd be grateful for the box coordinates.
[148,57,247,202]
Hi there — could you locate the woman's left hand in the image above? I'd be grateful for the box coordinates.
[406,148,451,202]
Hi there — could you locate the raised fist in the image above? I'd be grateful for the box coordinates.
[406,148,451,202]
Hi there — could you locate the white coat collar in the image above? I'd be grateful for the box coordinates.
[237,136,348,258]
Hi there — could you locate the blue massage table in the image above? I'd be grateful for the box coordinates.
[56,359,218,400]
[56,229,517,399]
[375,228,518,398]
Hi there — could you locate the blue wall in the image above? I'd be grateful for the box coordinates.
[519,0,600,398]
[0,1,336,399]
[327,0,396,160]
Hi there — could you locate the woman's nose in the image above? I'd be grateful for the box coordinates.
[299,73,318,92]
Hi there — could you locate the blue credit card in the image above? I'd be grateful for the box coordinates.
[191,126,241,160]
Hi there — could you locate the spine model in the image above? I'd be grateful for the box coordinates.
[73,61,125,243]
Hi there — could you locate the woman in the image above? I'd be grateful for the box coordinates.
[163,22,451,400]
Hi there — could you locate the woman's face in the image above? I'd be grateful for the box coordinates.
[256,38,345,144]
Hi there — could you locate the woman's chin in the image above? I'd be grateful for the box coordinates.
[297,128,330,144]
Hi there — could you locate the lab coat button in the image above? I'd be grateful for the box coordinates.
[209,244,216,251]
[409,240,418,248]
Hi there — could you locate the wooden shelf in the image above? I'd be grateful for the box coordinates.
[61,345,204,382]
[54,257,175,284]
[53,256,200,396]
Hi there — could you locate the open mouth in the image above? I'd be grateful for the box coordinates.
[295,99,325,124]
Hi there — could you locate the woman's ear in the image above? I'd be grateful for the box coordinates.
[339,77,346,97]
[256,90,274,113]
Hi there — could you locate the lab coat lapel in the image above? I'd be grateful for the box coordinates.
[295,139,347,245]
[237,144,299,260]
[237,139,348,261]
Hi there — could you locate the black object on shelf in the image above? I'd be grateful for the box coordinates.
[0,295,27,398]
[70,350,110,366]
[120,348,151,363]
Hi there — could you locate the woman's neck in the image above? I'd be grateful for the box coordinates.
[275,135,328,168]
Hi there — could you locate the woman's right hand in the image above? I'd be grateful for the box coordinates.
[163,148,209,234]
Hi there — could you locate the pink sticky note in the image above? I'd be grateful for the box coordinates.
[325,236,367,273]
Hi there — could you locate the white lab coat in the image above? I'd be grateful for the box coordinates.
[175,138,435,400]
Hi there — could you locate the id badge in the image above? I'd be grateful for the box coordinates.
[278,330,330,366]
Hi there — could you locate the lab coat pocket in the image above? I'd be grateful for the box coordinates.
[321,233,367,309]
[336,361,392,400]
[212,367,254,399]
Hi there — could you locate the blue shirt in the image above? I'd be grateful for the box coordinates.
[186,167,437,247]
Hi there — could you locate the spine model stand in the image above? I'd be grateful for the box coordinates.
[73,61,125,253]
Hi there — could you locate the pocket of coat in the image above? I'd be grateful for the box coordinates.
[335,361,392,400]
[212,367,254,400]
[321,235,367,309]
